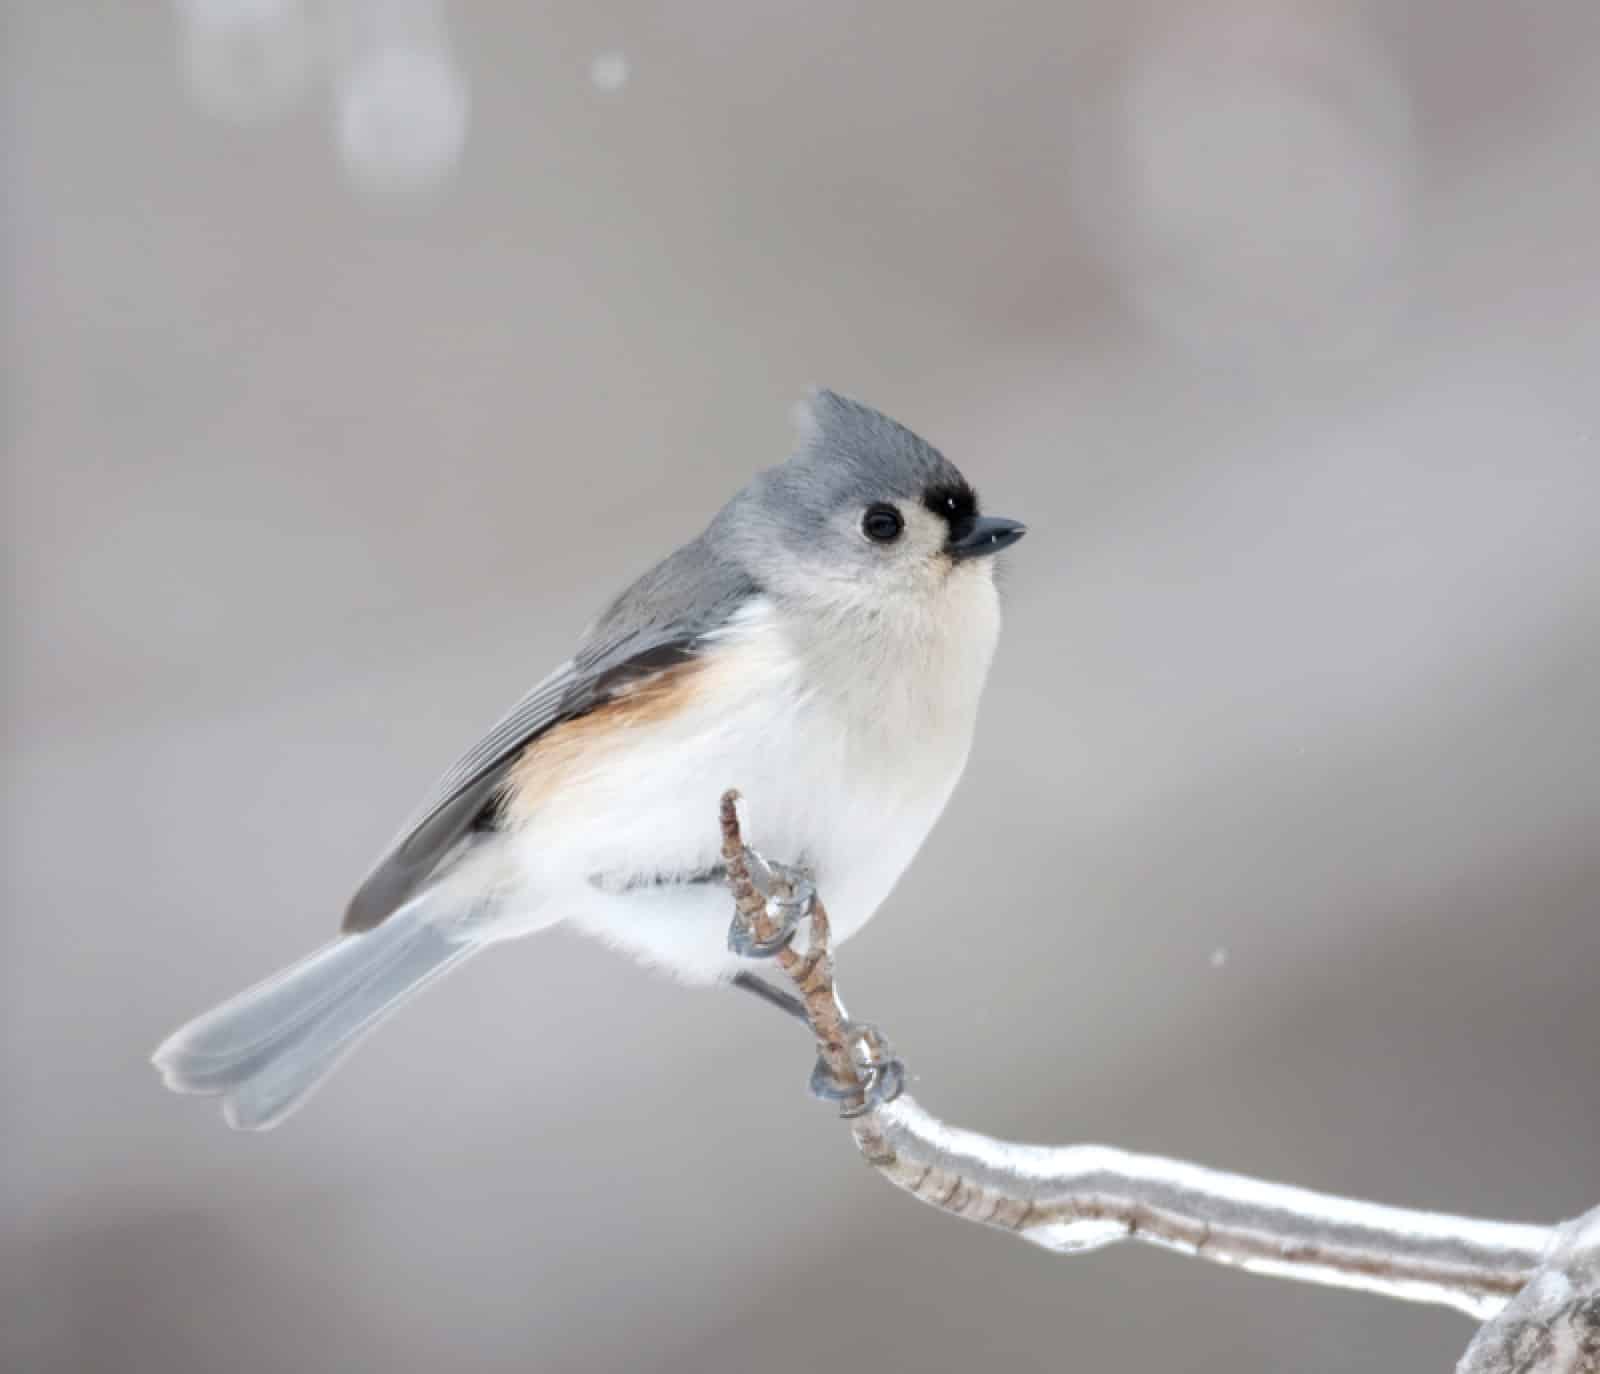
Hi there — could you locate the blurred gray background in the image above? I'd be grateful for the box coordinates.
[6,3,1599,1371]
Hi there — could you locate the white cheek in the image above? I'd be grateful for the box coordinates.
[901,506,950,558]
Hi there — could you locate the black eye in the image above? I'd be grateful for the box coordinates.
[861,503,904,543]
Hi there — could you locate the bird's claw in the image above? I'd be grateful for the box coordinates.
[808,1021,905,1117]
[726,848,815,958]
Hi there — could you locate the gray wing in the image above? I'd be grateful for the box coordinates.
[343,535,757,932]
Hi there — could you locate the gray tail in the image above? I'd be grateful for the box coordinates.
[152,897,476,1131]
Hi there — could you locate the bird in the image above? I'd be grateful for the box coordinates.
[152,389,1027,1129]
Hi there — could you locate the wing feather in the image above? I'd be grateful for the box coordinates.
[342,537,756,933]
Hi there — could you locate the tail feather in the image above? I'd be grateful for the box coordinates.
[153,897,476,1130]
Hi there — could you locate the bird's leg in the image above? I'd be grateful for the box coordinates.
[731,971,808,1022]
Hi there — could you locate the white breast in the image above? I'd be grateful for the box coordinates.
[476,577,1002,982]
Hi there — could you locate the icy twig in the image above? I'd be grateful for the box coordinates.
[720,789,863,1109]
[716,791,1596,1365]
[851,1099,1551,1320]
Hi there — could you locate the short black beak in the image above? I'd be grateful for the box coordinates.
[947,514,1027,561]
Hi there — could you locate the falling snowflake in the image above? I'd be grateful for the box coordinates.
[589,51,629,94]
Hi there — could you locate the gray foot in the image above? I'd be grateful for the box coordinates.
[726,848,816,958]
[809,1021,905,1117]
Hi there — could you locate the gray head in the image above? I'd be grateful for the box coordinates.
[713,389,1026,614]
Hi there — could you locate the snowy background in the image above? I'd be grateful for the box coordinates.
[6,3,1600,1370]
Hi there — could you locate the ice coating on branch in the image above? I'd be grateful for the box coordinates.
[1456,1204,1600,1373]
[857,1096,1554,1320]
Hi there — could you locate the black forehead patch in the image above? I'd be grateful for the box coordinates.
[922,479,978,529]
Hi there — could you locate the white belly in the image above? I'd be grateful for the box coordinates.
[472,586,1000,983]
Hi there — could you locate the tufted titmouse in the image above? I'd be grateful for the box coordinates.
[153,390,1026,1129]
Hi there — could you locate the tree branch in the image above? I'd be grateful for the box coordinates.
[715,790,1596,1371]
[850,1099,1549,1319]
